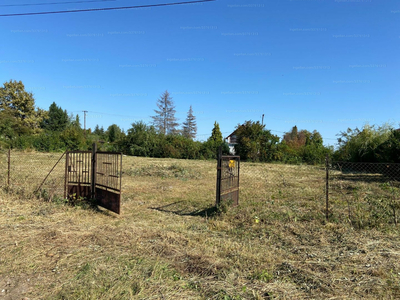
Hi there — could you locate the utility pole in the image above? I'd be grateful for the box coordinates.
[83,110,88,138]
[262,114,264,126]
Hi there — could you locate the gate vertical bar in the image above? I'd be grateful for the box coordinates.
[120,152,122,197]
[326,154,329,221]
[91,143,97,200]
[216,146,222,206]
[64,151,69,199]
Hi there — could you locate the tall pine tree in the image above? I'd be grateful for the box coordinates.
[208,121,223,144]
[182,105,197,139]
[41,102,69,132]
[151,90,178,135]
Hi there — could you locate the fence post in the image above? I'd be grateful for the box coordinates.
[325,154,329,221]
[7,149,10,187]
[64,151,69,199]
[91,142,97,200]
[215,146,222,206]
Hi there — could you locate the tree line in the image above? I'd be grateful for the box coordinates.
[1,80,398,164]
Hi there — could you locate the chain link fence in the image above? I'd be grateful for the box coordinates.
[238,162,326,222]
[0,150,66,201]
[2,149,400,227]
[236,158,400,227]
[328,161,400,228]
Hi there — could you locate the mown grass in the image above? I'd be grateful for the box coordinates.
[1,152,400,299]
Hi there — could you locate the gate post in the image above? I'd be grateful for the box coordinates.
[326,154,329,221]
[91,143,97,200]
[7,149,10,187]
[64,151,69,199]
[216,146,222,206]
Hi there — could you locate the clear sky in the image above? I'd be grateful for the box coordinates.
[1,0,399,145]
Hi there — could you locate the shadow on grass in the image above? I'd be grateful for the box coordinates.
[50,196,116,217]
[149,201,220,218]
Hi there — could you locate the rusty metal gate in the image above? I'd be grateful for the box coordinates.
[65,151,92,200]
[216,148,240,207]
[65,146,122,214]
[94,152,122,214]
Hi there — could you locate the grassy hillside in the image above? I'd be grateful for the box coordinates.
[1,154,400,299]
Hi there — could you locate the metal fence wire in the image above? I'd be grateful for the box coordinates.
[329,161,400,227]
[239,162,326,222]
[0,150,8,188]
[2,149,400,227]
[1,150,66,200]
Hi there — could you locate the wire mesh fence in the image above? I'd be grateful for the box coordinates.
[0,149,8,188]
[239,161,327,222]
[328,161,400,228]
[0,150,66,201]
[2,149,400,227]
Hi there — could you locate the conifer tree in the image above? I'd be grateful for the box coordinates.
[182,105,197,139]
[151,90,178,135]
[209,121,223,144]
[41,102,69,132]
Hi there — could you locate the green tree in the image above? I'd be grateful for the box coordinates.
[375,129,400,163]
[60,126,85,150]
[70,114,81,129]
[209,121,223,144]
[182,105,197,139]
[120,121,159,157]
[106,124,123,143]
[41,102,69,132]
[335,124,392,162]
[0,80,46,132]
[234,120,279,161]
[151,90,179,135]
[0,110,32,147]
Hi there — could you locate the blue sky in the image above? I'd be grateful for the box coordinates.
[1,0,399,145]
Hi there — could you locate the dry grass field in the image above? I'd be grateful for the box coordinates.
[1,152,400,299]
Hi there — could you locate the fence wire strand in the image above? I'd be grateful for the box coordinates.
[2,150,400,227]
[329,161,400,227]
[1,150,66,200]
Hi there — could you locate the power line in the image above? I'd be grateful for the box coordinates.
[0,0,116,7]
[0,0,215,17]
[86,110,150,119]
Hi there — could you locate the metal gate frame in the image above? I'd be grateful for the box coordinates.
[216,147,240,207]
[94,151,122,214]
[64,144,122,214]
[64,150,92,201]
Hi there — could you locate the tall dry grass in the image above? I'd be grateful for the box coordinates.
[0,154,400,299]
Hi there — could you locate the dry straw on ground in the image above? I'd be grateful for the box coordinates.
[1,153,400,299]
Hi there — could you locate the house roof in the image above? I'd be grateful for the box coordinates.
[225,129,237,140]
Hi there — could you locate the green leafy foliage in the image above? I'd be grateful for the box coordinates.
[41,102,69,132]
[234,120,279,162]
[106,124,123,143]
[0,80,46,132]
[334,124,393,162]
